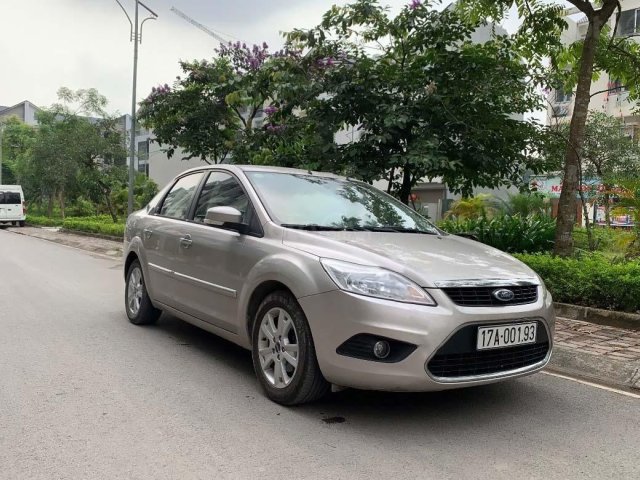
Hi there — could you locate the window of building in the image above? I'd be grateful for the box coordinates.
[137,139,149,161]
[616,9,640,36]
[159,172,204,220]
[609,78,626,94]
[554,88,572,104]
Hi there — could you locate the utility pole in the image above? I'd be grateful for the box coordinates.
[114,0,157,216]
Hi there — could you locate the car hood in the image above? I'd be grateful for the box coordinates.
[282,229,539,288]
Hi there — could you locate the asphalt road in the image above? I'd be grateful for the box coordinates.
[1,228,639,480]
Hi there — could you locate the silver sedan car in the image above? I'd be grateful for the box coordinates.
[124,165,555,405]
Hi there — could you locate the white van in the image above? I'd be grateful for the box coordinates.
[0,185,26,227]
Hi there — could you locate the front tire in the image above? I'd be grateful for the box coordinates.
[251,291,329,405]
[19,221,25,227]
[125,259,160,325]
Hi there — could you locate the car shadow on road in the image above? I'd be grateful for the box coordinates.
[151,312,570,432]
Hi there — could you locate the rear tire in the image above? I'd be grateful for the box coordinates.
[125,259,160,325]
[19,221,25,227]
[251,291,330,405]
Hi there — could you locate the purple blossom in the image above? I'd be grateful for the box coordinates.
[263,105,278,116]
[266,124,286,133]
[409,0,421,10]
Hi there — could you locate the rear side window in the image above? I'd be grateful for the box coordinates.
[4,192,21,204]
[159,173,204,220]
[0,191,21,204]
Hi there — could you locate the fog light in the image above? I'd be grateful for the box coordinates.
[373,340,390,359]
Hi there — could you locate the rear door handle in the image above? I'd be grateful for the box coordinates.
[179,234,193,248]
[143,228,153,239]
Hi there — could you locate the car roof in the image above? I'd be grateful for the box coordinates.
[178,164,343,179]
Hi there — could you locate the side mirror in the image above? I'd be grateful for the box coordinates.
[205,206,247,233]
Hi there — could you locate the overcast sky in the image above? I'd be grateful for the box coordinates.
[1,0,524,115]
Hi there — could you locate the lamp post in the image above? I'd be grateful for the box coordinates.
[114,0,157,216]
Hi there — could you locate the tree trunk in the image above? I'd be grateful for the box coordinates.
[604,191,611,227]
[579,189,595,250]
[553,19,603,256]
[387,167,395,194]
[104,190,118,223]
[59,189,65,220]
[47,194,54,218]
[398,165,412,205]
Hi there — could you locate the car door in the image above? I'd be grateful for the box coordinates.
[172,171,266,333]
[142,171,205,307]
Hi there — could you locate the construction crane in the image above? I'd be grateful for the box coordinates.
[170,6,232,44]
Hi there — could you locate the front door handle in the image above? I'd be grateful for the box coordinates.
[179,234,193,249]
[143,228,153,239]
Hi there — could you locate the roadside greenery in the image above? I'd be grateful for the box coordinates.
[458,0,640,256]
[515,253,640,313]
[440,215,556,254]
[26,215,125,238]
[2,88,159,223]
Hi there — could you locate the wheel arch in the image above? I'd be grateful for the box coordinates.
[238,253,336,347]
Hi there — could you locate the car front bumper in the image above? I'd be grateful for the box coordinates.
[298,287,555,392]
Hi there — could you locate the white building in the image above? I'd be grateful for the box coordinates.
[547,0,640,141]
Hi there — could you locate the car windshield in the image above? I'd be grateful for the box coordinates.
[246,171,440,234]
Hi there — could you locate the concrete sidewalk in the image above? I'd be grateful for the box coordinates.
[4,226,122,259]
[4,225,640,391]
[549,317,640,391]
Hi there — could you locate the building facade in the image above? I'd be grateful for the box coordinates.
[0,100,40,126]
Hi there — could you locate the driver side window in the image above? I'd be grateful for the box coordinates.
[193,172,249,224]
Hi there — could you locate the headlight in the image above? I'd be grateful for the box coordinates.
[320,258,436,306]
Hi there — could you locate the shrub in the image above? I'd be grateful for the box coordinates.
[26,215,64,227]
[66,197,96,217]
[515,253,640,312]
[62,218,125,238]
[439,215,556,253]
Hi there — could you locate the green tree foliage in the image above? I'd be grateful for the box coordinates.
[14,88,128,221]
[280,0,549,202]
[138,43,302,164]
[139,0,550,203]
[458,0,640,256]
[0,117,36,184]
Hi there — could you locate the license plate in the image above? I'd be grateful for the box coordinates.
[477,323,537,350]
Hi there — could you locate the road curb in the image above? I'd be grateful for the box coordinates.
[59,228,123,243]
[554,303,640,331]
[547,345,640,391]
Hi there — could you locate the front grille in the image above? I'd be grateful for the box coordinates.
[442,285,538,306]
[426,321,550,379]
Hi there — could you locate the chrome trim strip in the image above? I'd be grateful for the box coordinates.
[433,277,539,288]
[148,262,173,275]
[424,317,553,384]
[174,271,237,298]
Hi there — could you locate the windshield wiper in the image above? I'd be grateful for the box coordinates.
[281,224,345,231]
[379,226,439,235]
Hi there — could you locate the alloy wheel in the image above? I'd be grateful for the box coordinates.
[257,307,299,388]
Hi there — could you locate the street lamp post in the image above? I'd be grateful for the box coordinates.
[114,0,157,216]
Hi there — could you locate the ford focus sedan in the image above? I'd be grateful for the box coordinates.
[123,165,554,405]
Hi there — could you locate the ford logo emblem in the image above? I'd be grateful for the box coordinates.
[493,288,515,302]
